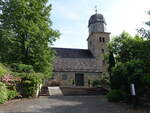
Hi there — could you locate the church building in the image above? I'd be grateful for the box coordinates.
[52,12,110,87]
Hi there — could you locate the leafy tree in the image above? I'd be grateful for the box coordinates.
[108,31,150,103]
[109,32,150,73]
[109,32,144,63]
[0,0,60,75]
[138,10,150,39]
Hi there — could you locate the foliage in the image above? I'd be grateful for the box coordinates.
[106,89,124,102]
[142,74,150,100]
[92,79,101,88]
[1,74,21,90]
[9,63,34,73]
[138,10,150,39]
[109,32,150,73]
[111,60,146,98]
[17,73,43,97]
[0,0,60,75]
[107,51,115,76]
[7,90,18,100]
[99,75,110,86]
[108,31,150,103]
[0,82,8,104]
[108,32,145,63]
[0,63,10,77]
[88,80,91,86]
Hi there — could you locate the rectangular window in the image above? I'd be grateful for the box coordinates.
[103,60,105,65]
[62,74,67,80]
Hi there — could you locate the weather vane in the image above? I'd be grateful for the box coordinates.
[95,5,97,14]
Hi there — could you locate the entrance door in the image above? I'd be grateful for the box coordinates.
[75,73,84,86]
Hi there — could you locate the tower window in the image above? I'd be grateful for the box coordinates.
[103,37,105,42]
[103,60,105,65]
[99,37,102,42]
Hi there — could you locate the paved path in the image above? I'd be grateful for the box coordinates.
[0,96,131,113]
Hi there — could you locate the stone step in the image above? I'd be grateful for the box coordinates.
[48,87,63,96]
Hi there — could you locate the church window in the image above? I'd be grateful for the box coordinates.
[62,74,67,80]
[99,37,102,42]
[101,49,104,53]
[103,37,105,42]
[93,26,95,30]
[103,60,105,65]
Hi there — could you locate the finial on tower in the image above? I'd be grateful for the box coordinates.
[95,5,97,14]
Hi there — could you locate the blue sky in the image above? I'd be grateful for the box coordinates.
[49,0,150,49]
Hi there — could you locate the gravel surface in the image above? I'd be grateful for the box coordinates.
[0,96,148,113]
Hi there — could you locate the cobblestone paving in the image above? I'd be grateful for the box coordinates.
[0,96,130,113]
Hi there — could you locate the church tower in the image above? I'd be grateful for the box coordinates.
[87,12,110,72]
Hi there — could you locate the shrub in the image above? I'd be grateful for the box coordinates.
[7,90,18,100]
[99,76,110,86]
[0,63,10,77]
[1,74,21,90]
[88,80,91,87]
[110,60,150,103]
[92,79,101,88]
[0,82,8,104]
[18,73,42,97]
[106,89,124,102]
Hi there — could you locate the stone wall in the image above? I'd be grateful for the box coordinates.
[50,72,102,87]
[87,32,110,73]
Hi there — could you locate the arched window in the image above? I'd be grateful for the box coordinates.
[103,37,105,42]
[99,37,102,42]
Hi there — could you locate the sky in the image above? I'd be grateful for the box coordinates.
[49,0,150,49]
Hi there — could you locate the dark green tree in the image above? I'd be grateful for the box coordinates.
[108,51,115,77]
[0,0,60,75]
